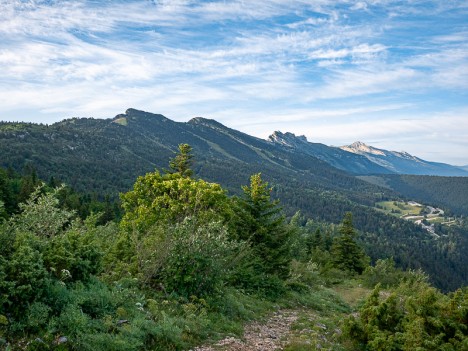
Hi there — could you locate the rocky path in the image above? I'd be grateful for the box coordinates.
[192,310,299,351]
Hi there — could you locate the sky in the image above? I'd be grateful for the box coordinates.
[0,0,467,165]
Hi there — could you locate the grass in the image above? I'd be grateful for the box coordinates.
[375,201,422,217]
[332,279,372,308]
[113,117,128,126]
[282,281,369,351]
[427,216,447,223]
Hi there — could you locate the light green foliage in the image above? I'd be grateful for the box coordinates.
[14,185,74,238]
[117,166,236,292]
[287,259,324,291]
[7,186,103,283]
[363,258,406,288]
[344,281,468,350]
[0,186,109,340]
[331,212,369,275]
[136,218,245,297]
[120,171,231,232]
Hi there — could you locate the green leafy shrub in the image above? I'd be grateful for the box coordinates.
[42,219,103,283]
[287,259,324,291]
[0,243,49,318]
[362,258,405,288]
[120,171,231,232]
[141,218,244,298]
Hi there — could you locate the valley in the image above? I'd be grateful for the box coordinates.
[375,200,462,237]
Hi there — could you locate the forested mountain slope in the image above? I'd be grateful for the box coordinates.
[0,108,467,290]
[0,108,387,197]
[360,174,468,216]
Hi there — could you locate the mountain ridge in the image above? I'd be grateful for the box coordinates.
[339,141,467,176]
[268,131,393,175]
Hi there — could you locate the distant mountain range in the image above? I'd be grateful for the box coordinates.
[340,141,468,176]
[268,131,468,176]
[268,131,392,175]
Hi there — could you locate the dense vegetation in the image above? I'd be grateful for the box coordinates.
[0,167,121,223]
[1,110,467,291]
[345,260,468,350]
[0,146,466,350]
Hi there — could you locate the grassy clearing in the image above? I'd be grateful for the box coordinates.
[332,279,372,308]
[281,282,368,351]
[427,216,446,223]
[284,310,346,351]
[375,201,422,217]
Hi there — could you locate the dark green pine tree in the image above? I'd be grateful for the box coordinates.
[235,173,291,279]
[0,168,15,216]
[18,166,40,204]
[331,212,368,274]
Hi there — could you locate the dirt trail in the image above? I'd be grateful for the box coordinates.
[192,310,298,351]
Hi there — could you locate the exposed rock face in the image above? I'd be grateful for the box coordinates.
[341,141,386,156]
[268,131,308,147]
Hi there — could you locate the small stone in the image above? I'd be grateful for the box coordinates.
[57,336,68,344]
[117,319,129,325]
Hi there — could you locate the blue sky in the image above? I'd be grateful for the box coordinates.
[1,0,467,165]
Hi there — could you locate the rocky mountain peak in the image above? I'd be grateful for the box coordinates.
[341,141,386,156]
[122,108,169,121]
[268,131,308,148]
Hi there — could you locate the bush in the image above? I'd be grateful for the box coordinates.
[362,258,404,288]
[138,218,244,298]
[287,259,324,291]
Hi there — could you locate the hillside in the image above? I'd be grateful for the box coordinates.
[360,174,468,216]
[0,109,391,202]
[0,108,467,291]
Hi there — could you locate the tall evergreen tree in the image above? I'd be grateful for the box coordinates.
[331,212,368,274]
[235,173,291,278]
